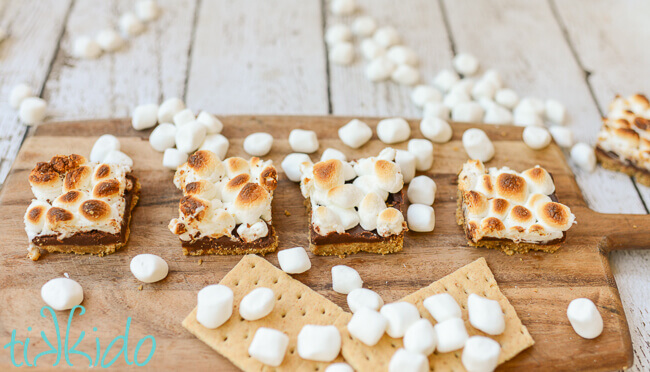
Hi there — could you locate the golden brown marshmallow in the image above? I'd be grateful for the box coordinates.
[313,159,344,191]
[79,199,113,222]
[495,173,527,204]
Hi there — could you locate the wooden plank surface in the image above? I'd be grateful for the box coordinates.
[1,117,648,371]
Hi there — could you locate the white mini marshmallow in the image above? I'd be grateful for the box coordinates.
[73,36,102,59]
[196,111,223,134]
[444,90,471,110]
[468,294,505,335]
[395,150,416,183]
[360,38,385,60]
[404,318,437,355]
[411,85,442,108]
[289,129,319,153]
[149,123,177,152]
[325,24,352,45]
[433,69,460,93]
[103,150,133,166]
[95,29,124,52]
[196,284,233,329]
[549,126,573,148]
[352,16,376,37]
[243,132,273,156]
[471,79,497,100]
[462,336,501,372]
[132,103,158,130]
[339,119,373,148]
[200,134,229,160]
[297,325,341,362]
[407,175,436,205]
[380,302,421,338]
[423,293,461,322]
[484,105,513,125]
[373,26,400,48]
[522,126,551,150]
[326,363,354,372]
[450,78,475,96]
[9,83,33,109]
[545,99,567,125]
[482,69,503,89]
[248,327,289,367]
[332,265,363,294]
[278,247,311,274]
[282,153,312,182]
[330,0,356,15]
[517,97,545,115]
[452,102,484,123]
[453,53,480,76]
[239,287,276,321]
[41,278,83,311]
[567,298,603,339]
[19,97,47,125]
[347,288,384,313]
[495,88,519,109]
[377,117,411,144]
[570,142,596,172]
[387,45,419,66]
[329,42,355,65]
[462,128,495,162]
[135,0,160,21]
[366,56,395,82]
[513,109,543,127]
[321,148,347,162]
[420,118,452,144]
[391,64,420,86]
[423,102,451,120]
[347,307,388,346]
[119,12,145,37]
[163,148,189,170]
[130,254,169,283]
[407,204,435,232]
[173,108,195,127]
[176,121,207,153]
[408,139,434,171]
[434,317,469,353]
[90,134,121,162]
[388,348,428,372]
[158,97,186,123]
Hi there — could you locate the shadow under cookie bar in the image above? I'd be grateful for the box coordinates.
[595,146,650,187]
[180,223,279,256]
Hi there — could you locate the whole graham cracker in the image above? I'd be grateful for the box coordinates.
[182,254,347,371]
[336,257,534,371]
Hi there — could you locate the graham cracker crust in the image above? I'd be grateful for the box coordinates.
[596,146,650,187]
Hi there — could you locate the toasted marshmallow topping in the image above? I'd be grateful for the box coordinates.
[169,150,277,242]
[300,148,406,237]
[458,160,575,244]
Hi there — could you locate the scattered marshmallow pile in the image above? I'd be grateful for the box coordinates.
[41,277,84,311]
[130,253,169,283]
[72,0,160,59]
[90,134,133,166]
[406,175,436,232]
[8,83,48,125]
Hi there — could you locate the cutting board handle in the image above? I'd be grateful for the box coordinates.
[591,212,650,252]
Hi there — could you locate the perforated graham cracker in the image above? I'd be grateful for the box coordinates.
[182,255,347,371]
[336,257,534,371]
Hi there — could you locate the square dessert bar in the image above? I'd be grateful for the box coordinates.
[299,148,408,256]
[595,93,650,186]
[456,160,575,254]
[169,150,279,255]
[24,154,141,261]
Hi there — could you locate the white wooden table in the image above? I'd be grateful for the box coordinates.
[0,0,648,370]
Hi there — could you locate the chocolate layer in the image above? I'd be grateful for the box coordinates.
[596,146,650,176]
[181,222,277,252]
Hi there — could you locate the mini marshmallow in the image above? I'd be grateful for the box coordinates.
[130,254,169,283]
[471,79,497,100]
[248,327,289,367]
[549,126,573,148]
[278,247,311,274]
[468,294,505,335]
[516,97,545,115]
[347,288,384,313]
[41,278,83,311]
[196,111,223,134]
[332,265,363,294]
[443,90,471,110]
[450,78,475,96]
[387,45,419,67]
[452,102,485,123]
[173,108,195,127]
[325,24,352,45]
[321,148,347,162]
[132,103,158,130]
[423,102,451,120]
[19,97,47,125]
[453,53,480,76]
[289,129,319,153]
[176,121,207,153]
[119,12,145,37]
[135,0,160,21]
[570,142,596,172]
[163,148,188,170]
[433,69,460,93]
[567,298,603,339]
[297,325,341,362]
[395,150,416,183]
[158,97,186,123]
[495,88,519,109]
[360,38,385,60]
[377,117,411,144]
[373,26,400,48]
[513,109,543,127]
[420,118,452,145]
[462,336,501,372]
[411,85,442,108]
[326,363,354,372]
[388,348,428,372]
[366,56,395,82]
[408,138,434,170]
[481,69,503,89]
[339,119,372,148]
[73,36,102,59]
[545,99,567,125]
[462,128,495,162]
[407,175,436,205]
[329,42,355,65]
[352,16,376,37]
[392,64,420,86]
[103,150,133,166]
[407,204,435,232]
[522,126,552,150]
[330,0,356,15]
[423,293,462,322]
[239,287,275,321]
[380,302,421,338]
[484,105,513,125]
[282,153,312,182]
[243,132,273,156]
[200,134,229,160]
[90,134,121,162]
[10,83,34,109]
[149,123,177,152]
[434,317,469,353]
[196,284,233,329]
[404,318,437,355]
[95,29,124,52]
[347,307,388,346]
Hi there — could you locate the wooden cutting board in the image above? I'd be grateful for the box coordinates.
[0,116,648,371]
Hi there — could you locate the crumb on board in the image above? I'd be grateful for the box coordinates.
[284,210,291,216]
[138,285,143,291]
[452,146,459,151]
[198,259,203,265]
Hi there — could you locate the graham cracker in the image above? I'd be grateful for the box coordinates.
[182,254,347,371]
[336,257,534,371]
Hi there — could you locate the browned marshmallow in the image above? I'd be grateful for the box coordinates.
[495,173,527,204]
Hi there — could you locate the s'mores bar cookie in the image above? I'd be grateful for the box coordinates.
[24,154,141,261]
[299,148,407,256]
[595,94,650,186]
[169,150,279,255]
[457,160,575,254]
